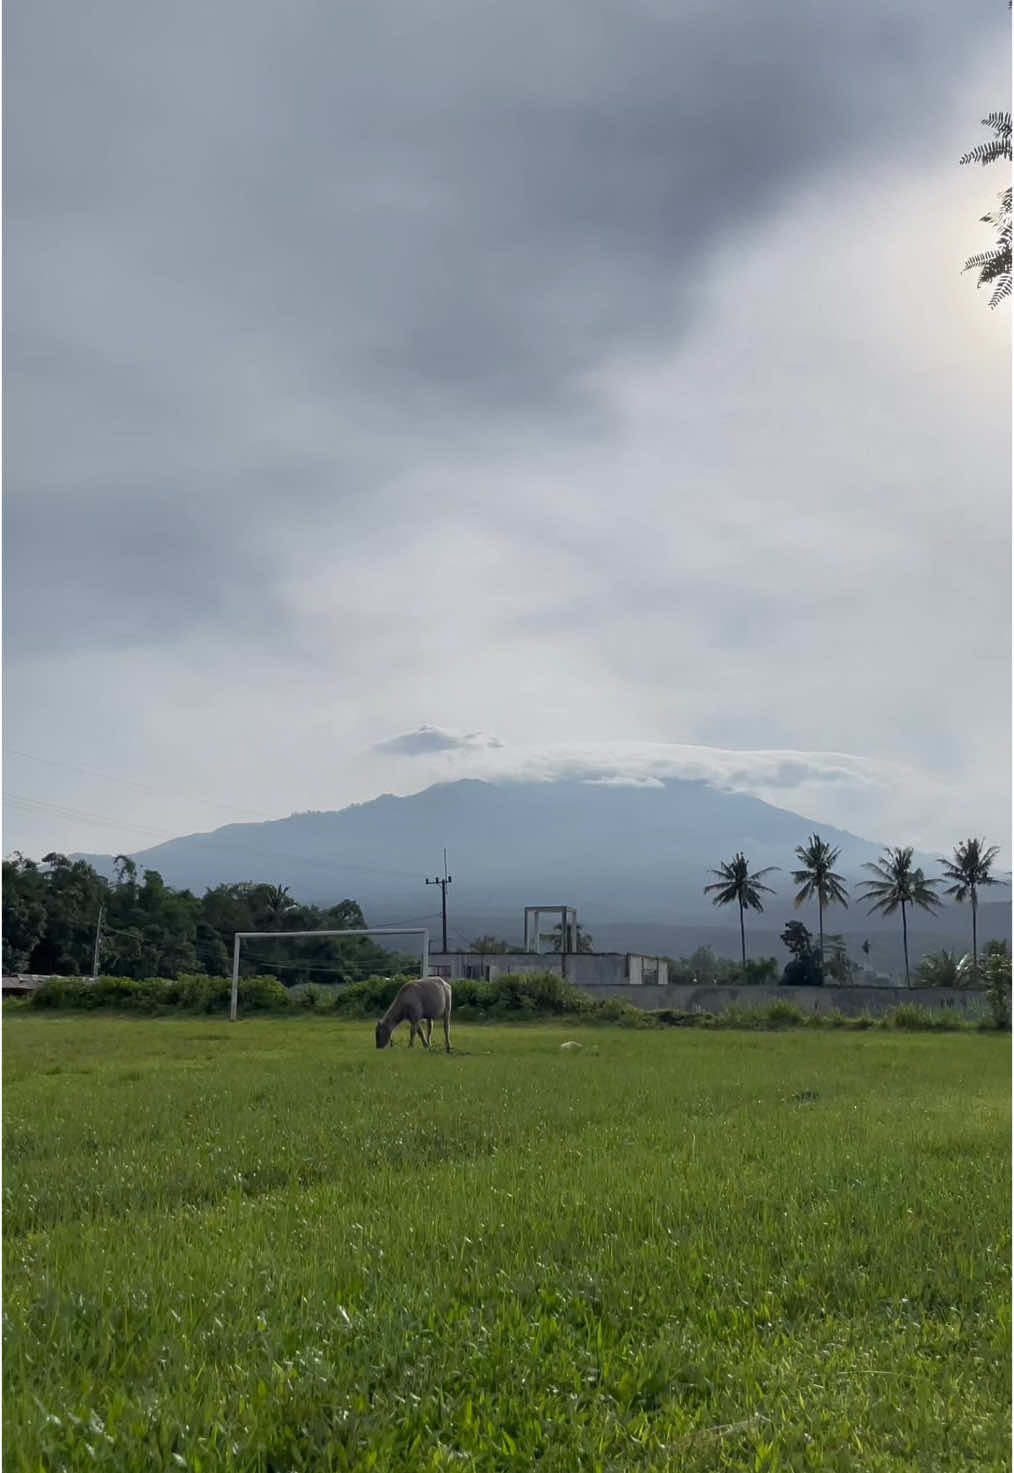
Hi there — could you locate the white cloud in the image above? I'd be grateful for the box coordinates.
[357,731,997,859]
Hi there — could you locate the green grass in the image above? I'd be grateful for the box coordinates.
[3,1017,1010,1472]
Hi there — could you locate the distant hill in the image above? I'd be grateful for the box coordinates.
[75,776,1010,972]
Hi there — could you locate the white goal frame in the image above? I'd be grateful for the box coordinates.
[229,927,430,1021]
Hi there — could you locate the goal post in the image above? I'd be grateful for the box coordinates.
[229,927,430,1021]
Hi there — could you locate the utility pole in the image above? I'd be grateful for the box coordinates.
[91,903,104,979]
[425,849,453,954]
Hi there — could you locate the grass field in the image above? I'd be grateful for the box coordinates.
[3,1016,1010,1471]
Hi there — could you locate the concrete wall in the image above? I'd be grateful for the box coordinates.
[575,982,991,1018]
[426,956,989,1016]
[428,952,667,986]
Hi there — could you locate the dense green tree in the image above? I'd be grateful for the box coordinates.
[822,933,859,985]
[0,857,398,986]
[938,837,1002,978]
[914,949,963,989]
[470,936,514,954]
[741,956,779,986]
[779,920,823,987]
[30,854,106,975]
[1,855,48,971]
[665,946,757,985]
[982,939,1012,1028]
[790,834,848,970]
[704,853,778,969]
[857,848,942,987]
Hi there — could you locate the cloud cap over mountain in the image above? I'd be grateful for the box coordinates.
[364,730,1001,860]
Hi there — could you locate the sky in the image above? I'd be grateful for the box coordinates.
[4,0,1011,871]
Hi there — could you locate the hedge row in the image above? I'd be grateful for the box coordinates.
[28,973,289,1013]
[22,973,989,1030]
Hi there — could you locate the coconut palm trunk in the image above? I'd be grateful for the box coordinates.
[901,901,910,986]
[739,900,746,969]
[817,896,824,969]
[971,888,978,976]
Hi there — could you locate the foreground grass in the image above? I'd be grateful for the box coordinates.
[3,1017,1010,1471]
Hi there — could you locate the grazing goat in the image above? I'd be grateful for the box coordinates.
[375,977,452,1051]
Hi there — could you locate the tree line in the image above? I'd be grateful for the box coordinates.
[704,834,1005,986]
[1,854,410,984]
[2,833,1007,989]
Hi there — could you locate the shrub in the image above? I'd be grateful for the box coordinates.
[652,1009,713,1028]
[761,999,807,1027]
[710,1001,805,1029]
[586,997,652,1027]
[741,957,780,986]
[29,972,290,1014]
[781,957,823,987]
[880,1003,963,1032]
[31,976,176,1011]
[332,975,416,1018]
[915,950,962,989]
[981,941,1012,1030]
[296,984,333,1009]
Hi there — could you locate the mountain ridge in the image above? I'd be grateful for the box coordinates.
[72,777,1007,957]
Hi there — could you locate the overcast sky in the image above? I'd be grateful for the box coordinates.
[4,1,1011,870]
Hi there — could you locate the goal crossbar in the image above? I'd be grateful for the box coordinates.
[230,927,430,1021]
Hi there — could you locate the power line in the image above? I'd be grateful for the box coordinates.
[3,791,424,882]
[3,748,270,824]
[3,792,175,838]
[4,752,431,883]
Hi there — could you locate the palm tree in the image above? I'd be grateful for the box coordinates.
[857,848,942,987]
[790,833,849,970]
[960,111,1012,307]
[548,922,594,954]
[938,838,1001,979]
[264,885,295,923]
[704,853,778,970]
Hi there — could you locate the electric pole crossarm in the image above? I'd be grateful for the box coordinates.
[425,849,453,953]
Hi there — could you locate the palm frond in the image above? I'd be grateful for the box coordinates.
[960,111,1013,166]
[939,838,1003,900]
[703,853,778,911]
[857,846,940,917]
[961,116,1011,307]
[960,139,1012,167]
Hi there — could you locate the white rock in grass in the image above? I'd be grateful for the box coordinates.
[560,1040,582,1050]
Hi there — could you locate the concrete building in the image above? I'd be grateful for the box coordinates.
[428,903,668,986]
[427,949,669,986]
[428,948,669,986]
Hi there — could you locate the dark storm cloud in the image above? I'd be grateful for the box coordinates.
[5,0,995,654]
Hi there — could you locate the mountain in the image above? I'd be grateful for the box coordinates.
[76,777,1010,968]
